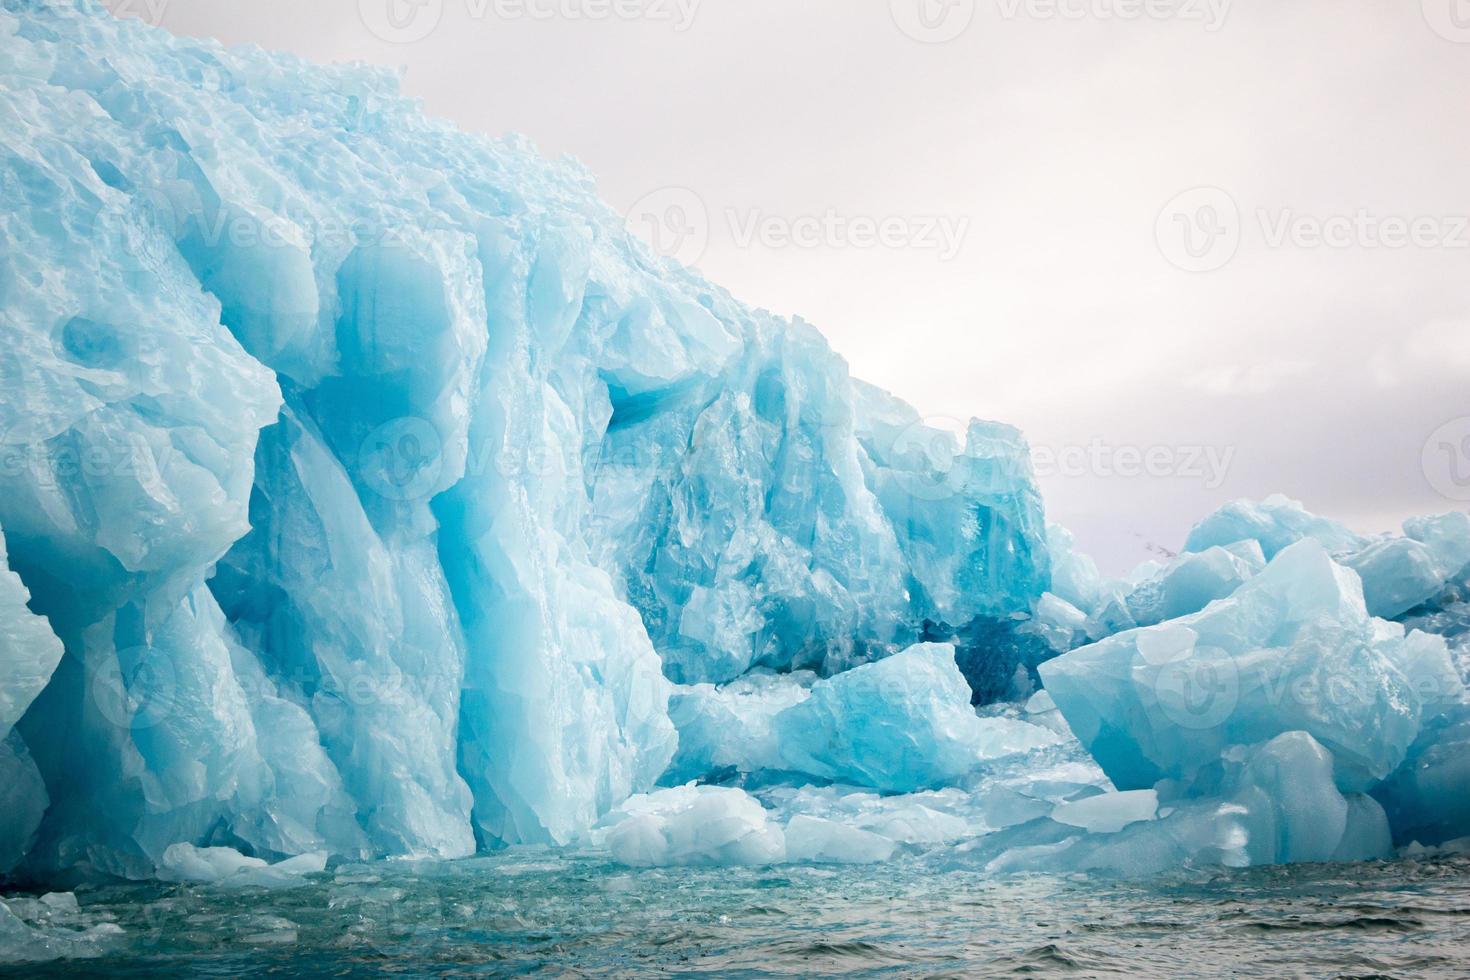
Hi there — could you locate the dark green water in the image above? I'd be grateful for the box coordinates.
[5,849,1470,977]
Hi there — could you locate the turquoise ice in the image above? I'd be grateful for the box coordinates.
[0,0,1048,879]
[2,0,1469,893]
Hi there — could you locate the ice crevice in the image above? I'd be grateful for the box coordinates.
[1,0,1468,893]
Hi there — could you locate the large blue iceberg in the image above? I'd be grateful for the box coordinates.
[0,0,1048,881]
[1,0,1467,895]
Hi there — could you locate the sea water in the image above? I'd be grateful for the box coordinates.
[6,849,1469,977]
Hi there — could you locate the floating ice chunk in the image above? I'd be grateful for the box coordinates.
[961,733,1390,876]
[1184,494,1367,560]
[783,816,896,864]
[158,844,326,888]
[1051,790,1158,834]
[158,844,269,883]
[757,785,983,845]
[663,671,815,783]
[775,644,1060,792]
[599,785,786,868]
[1040,541,1463,794]
[0,897,122,965]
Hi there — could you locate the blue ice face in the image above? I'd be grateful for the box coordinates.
[0,0,1049,879]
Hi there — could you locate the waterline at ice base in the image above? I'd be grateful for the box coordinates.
[2,1,1470,969]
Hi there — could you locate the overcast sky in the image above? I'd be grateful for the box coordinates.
[110,0,1470,572]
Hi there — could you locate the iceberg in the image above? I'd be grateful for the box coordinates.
[1039,540,1462,794]
[1185,498,1470,620]
[773,644,1061,792]
[1,0,1467,890]
[662,670,816,785]
[1121,541,1266,628]
[0,0,1049,881]
[158,844,327,889]
[664,644,1060,791]
[1184,494,1368,560]
[597,785,787,868]
[960,732,1393,877]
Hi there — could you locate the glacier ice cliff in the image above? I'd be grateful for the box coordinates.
[1,0,1469,893]
[0,0,1048,881]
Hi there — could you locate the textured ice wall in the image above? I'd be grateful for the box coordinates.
[0,0,1050,879]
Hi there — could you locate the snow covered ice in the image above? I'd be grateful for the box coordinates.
[2,0,1470,911]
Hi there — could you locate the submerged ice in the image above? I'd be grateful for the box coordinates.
[1,0,1468,905]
